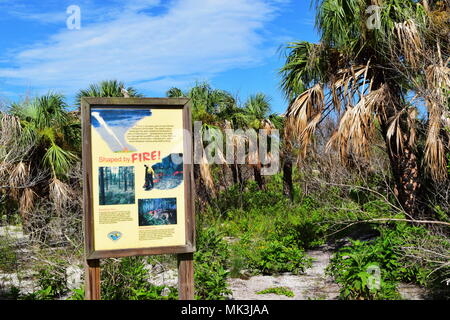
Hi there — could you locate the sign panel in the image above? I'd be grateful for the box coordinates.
[81,98,194,259]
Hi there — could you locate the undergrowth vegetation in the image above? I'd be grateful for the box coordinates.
[1,167,449,300]
[326,224,428,300]
[195,173,450,300]
[1,151,448,301]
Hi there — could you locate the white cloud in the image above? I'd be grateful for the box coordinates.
[6,10,67,24]
[0,0,283,95]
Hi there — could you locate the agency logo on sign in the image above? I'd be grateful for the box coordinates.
[107,231,122,241]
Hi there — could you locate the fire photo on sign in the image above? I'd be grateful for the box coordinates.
[143,153,183,191]
[138,198,177,226]
[99,166,135,205]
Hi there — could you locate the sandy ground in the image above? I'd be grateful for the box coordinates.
[227,247,427,300]
[227,248,340,300]
[0,226,427,300]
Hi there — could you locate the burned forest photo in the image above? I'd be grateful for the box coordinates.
[99,166,135,205]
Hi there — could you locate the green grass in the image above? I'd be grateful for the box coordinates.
[257,287,294,297]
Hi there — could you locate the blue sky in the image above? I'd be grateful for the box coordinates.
[0,0,318,113]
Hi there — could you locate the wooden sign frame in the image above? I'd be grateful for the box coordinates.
[81,97,195,300]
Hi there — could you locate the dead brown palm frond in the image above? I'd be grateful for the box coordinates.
[332,64,369,107]
[425,62,450,93]
[327,85,384,161]
[386,110,406,153]
[422,55,450,181]
[261,119,275,134]
[424,103,448,181]
[385,105,419,155]
[327,65,368,125]
[49,177,74,211]
[248,118,277,167]
[0,162,9,182]
[19,187,35,222]
[0,113,22,140]
[406,107,418,148]
[285,64,372,162]
[422,0,430,12]
[0,114,22,161]
[394,19,424,69]
[442,110,450,130]
[199,153,215,194]
[300,112,322,157]
[8,161,29,199]
[285,84,325,156]
[222,119,233,131]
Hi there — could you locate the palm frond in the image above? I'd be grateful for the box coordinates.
[76,80,142,105]
[166,87,185,98]
[327,84,389,160]
[49,177,74,211]
[280,41,330,100]
[394,19,424,68]
[285,84,325,157]
[424,101,448,181]
[43,143,78,178]
[19,187,35,221]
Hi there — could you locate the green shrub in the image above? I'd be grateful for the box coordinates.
[194,226,232,300]
[21,259,69,300]
[101,256,177,300]
[129,285,178,300]
[327,243,401,300]
[327,224,429,300]
[250,238,312,275]
[213,181,287,214]
[37,263,68,298]
[229,228,312,276]
[229,233,254,277]
[0,236,19,273]
[68,287,85,300]
[101,257,148,300]
[68,281,177,301]
[271,204,327,249]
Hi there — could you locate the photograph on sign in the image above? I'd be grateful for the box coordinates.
[138,198,177,226]
[88,106,187,252]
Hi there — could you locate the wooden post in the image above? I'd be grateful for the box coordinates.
[85,259,101,300]
[177,253,194,300]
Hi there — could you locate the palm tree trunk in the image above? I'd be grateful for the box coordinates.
[378,103,423,219]
[253,165,264,190]
[193,164,210,207]
[221,165,228,189]
[387,141,423,219]
[231,163,239,185]
[238,164,244,188]
[283,157,294,201]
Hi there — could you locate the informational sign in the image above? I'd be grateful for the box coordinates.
[81,98,195,259]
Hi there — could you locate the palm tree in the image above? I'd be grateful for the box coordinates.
[166,82,237,201]
[10,94,80,179]
[280,0,449,219]
[76,80,142,106]
[3,93,80,229]
[243,93,283,189]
